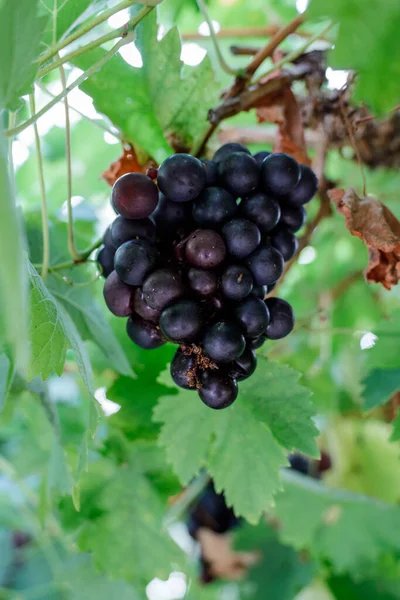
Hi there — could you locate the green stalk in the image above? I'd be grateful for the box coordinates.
[196,0,239,76]
[29,93,50,279]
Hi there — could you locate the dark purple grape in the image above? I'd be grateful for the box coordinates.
[253,150,271,166]
[110,216,156,247]
[252,284,267,299]
[245,245,284,285]
[239,192,280,233]
[103,225,114,248]
[192,187,237,228]
[111,172,159,219]
[288,454,309,475]
[170,348,197,389]
[157,154,207,203]
[114,239,158,286]
[188,268,218,297]
[185,230,226,269]
[132,288,161,322]
[229,346,257,381]
[103,270,133,317]
[151,192,191,231]
[218,152,260,197]
[285,165,318,206]
[146,167,158,180]
[234,295,270,338]
[198,370,238,410]
[159,299,203,343]
[279,204,306,232]
[213,142,250,164]
[221,265,253,301]
[142,269,185,310]
[270,227,298,261]
[267,282,276,293]
[261,153,301,196]
[249,333,267,349]
[126,314,165,349]
[221,218,261,259]
[265,297,294,339]
[203,321,245,363]
[97,246,115,278]
[201,158,218,185]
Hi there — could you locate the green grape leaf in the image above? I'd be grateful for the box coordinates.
[275,470,400,575]
[309,0,400,113]
[0,529,13,586]
[0,354,11,411]
[40,0,107,48]
[390,415,400,443]
[155,362,317,522]
[235,522,316,600]
[49,280,134,378]
[240,360,320,457]
[0,129,28,371]
[28,262,94,394]
[74,11,219,161]
[362,368,400,411]
[0,0,48,109]
[79,467,182,582]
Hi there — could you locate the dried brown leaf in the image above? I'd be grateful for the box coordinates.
[102,146,154,186]
[330,187,400,289]
[197,528,260,581]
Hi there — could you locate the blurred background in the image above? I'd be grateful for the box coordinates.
[1,0,400,599]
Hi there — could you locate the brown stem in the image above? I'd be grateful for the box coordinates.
[339,89,367,197]
[230,45,260,56]
[245,14,304,78]
[217,125,321,147]
[181,24,326,40]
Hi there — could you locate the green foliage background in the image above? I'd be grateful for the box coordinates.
[0,0,400,599]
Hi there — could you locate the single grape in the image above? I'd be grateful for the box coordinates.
[261,153,301,196]
[126,314,165,349]
[318,451,332,473]
[192,187,237,228]
[151,192,191,231]
[97,246,115,278]
[157,153,207,203]
[253,150,271,166]
[146,167,158,180]
[213,142,251,164]
[191,483,238,533]
[229,346,257,381]
[170,348,197,389]
[185,229,226,269]
[198,369,238,409]
[103,270,133,317]
[111,172,159,219]
[252,284,267,299]
[159,299,203,343]
[188,268,218,297]
[200,158,218,185]
[245,245,284,285]
[132,288,161,322]
[103,225,114,248]
[110,215,156,247]
[239,192,281,233]
[279,204,306,232]
[142,269,185,310]
[265,297,294,339]
[249,333,267,349]
[288,454,309,475]
[218,152,260,197]
[267,282,276,293]
[234,294,270,338]
[221,218,261,259]
[203,321,245,363]
[270,227,298,261]
[286,164,318,206]
[114,239,159,286]
[221,265,253,301]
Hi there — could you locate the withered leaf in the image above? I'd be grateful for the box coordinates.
[102,146,154,186]
[330,187,400,289]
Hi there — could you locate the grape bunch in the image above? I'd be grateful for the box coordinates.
[98,143,318,410]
